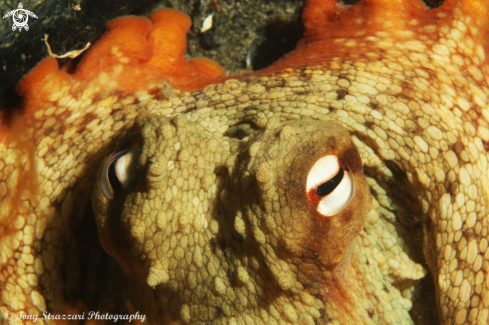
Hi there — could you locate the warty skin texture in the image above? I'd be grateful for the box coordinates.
[92,115,373,324]
[1,0,489,324]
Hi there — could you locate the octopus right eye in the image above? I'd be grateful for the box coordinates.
[101,144,140,200]
[306,155,355,217]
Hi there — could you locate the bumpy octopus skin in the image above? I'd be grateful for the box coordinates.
[92,114,373,324]
[1,0,489,324]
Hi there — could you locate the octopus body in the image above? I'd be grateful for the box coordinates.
[1,0,489,324]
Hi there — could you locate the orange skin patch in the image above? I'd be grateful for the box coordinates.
[263,0,489,73]
[8,9,224,132]
[2,0,489,323]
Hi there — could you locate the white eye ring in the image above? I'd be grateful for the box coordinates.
[306,155,355,216]
[101,144,140,200]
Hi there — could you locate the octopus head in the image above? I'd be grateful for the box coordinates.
[92,113,372,321]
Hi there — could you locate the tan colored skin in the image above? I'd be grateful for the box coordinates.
[1,1,489,324]
[93,114,372,324]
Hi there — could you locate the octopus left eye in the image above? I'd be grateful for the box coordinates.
[306,155,355,216]
[101,144,140,200]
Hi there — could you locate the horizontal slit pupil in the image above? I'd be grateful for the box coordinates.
[108,160,124,193]
[317,168,344,197]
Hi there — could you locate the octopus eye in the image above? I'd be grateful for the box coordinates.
[306,155,355,216]
[101,144,140,200]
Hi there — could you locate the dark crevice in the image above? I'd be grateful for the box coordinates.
[339,0,360,5]
[224,120,263,139]
[361,157,440,325]
[250,10,304,71]
[423,0,444,8]
[66,201,131,314]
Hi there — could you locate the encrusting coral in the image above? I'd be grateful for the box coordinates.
[2,0,489,324]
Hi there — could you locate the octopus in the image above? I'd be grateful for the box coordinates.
[1,0,489,324]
